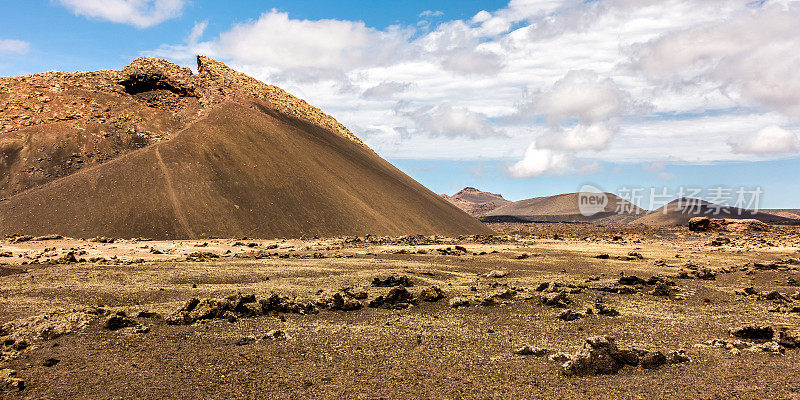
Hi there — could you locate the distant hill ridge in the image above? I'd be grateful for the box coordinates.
[455,188,800,225]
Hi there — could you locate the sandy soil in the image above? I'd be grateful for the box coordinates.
[2,224,800,399]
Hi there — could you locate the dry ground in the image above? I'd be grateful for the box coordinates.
[2,223,800,399]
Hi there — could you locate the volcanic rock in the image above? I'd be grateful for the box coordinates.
[561,336,638,376]
[372,275,413,287]
[729,325,774,341]
[419,285,446,302]
[515,346,550,357]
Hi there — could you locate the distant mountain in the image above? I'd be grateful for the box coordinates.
[441,187,511,217]
[483,192,644,223]
[632,198,799,226]
[761,209,800,220]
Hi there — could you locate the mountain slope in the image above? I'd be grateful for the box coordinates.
[441,187,511,217]
[0,56,362,199]
[483,192,644,223]
[632,198,798,226]
[0,57,491,239]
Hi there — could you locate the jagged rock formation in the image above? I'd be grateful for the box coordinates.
[0,56,489,239]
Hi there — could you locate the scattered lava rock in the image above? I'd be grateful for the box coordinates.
[558,309,584,321]
[136,311,160,318]
[263,329,289,341]
[710,237,731,246]
[778,330,800,349]
[42,358,60,367]
[235,336,256,346]
[619,275,647,286]
[166,293,319,325]
[639,351,667,369]
[369,286,415,309]
[648,283,674,296]
[593,302,620,317]
[559,336,687,376]
[666,350,691,364]
[561,336,637,376]
[372,275,413,287]
[515,346,550,357]
[1,368,24,391]
[688,216,711,232]
[419,285,447,302]
[485,270,508,278]
[322,293,363,311]
[104,312,139,331]
[185,251,220,261]
[448,297,470,308]
[729,325,774,341]
[542,292,571,308]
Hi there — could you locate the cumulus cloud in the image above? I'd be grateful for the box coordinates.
[520,70,641,125]
[56,0,186,28]
[633,2,800,117]
[728,125,799,155]
[141,1,800,169]
[419,10,444,18]
[361,81,412,99]
[441,47,505,75]
[214,11,411,71]
[507,70,644,176]
[508,143,572,177]
[506,67,656,177]
[0,39,29,54]
[402,104,501,138]
[536,123,615,151]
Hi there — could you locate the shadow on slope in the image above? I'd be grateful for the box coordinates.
[0,102,490,239]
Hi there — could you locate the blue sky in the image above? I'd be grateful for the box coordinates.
[2,1,800,208]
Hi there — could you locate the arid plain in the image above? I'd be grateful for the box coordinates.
[2,222,800,399]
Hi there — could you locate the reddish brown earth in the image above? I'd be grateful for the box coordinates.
[2,225,800,399]
[0,57,489,239]
[441,187,511,217]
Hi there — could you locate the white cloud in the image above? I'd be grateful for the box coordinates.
[633,2,800,118]
[187,20,207,44]
[440,47,505,75]
[361,81,412,99]
[508,143,572,177]
[531,70,637,125]
[214,11,411,72]
[56,0,186,28]
[141,0,800,173]
[419,10,444,18]
[0,39,29,54]
[402,104,501,138]
[728,125,799,155]
[536,123,615,151]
